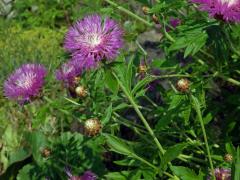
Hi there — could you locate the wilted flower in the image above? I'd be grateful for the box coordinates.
[65,167,97,180]
[4,64,47,103]
[191,0,240,22]
[64,14,123,69]
[56,59,83,87]
[208,168,231,180]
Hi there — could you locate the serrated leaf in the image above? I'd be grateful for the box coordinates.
[169,95,184,110]
[181,105,191,125]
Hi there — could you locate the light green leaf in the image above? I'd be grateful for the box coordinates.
[171,166,203,180]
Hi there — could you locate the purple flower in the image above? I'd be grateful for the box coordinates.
[4,64,47,103]
[65,167,97,180]
[81,171,97,180]
[166,17,181,31]
[56,59,83,87]
[64,14,123,69]
[208,168,231,180]
[191,0,240,22]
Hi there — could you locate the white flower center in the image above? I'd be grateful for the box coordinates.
[16,73,36,89]
[220,0,237,6]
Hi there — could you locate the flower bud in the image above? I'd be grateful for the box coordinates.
[224,154,233,162]
[142,6,149,15]
[176,78,190,92]
[75,86,87,98]
[138,65,147,74]
[152,14,159,24]
[84,118,102,136]
[41,148,51,158]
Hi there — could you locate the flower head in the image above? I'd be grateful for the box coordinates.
[64,14,123,69]
[208,168,231,180]
[4,64,47,103]
[56,59,83,87]
[191,0,240,22]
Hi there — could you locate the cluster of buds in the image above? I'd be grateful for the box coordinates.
[176,78,190,93]
[84,118,102,136]
[141,6,159,24]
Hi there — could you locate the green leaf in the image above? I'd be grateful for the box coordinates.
[171,166,203,180]
[169,27,208,57]
[203,113,213,125]
[161,143,187,171]
[102,103,112,125]
[132,76,153,96]
[17,164,35,180]
[180,105,191,125]
[234,147,240,180]
[168,95,184,110]
[26,131,47,165]
[8,148,31,166]
[104,134,134,156]
[105,69,119,94]
[105,171,130,180]
[225,142,236,156]
[125,55,134,90]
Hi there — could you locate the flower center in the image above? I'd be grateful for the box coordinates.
[220,0,238,6]
[86,33,101,47]
[16,73,36,89]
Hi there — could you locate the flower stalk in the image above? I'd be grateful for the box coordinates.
[191,95,215,180]
[103,0,153,27]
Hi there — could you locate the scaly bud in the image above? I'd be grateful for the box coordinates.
[142,6,150,15]
[75,86,87,98]
[84,118,102,136]
[224,154,233,162]
[176,78,190,92]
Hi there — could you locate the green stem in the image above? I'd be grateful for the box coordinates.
[191,95,215,180]
[113,73,165,156]
[193,57,240,87]
[216,73,240,86]
[103,0,153,27]
[152,74,191,79]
